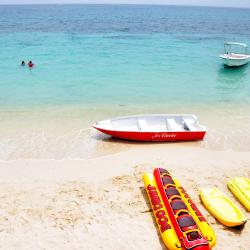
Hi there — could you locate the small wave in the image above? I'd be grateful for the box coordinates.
[103,34,145,40]
[201,128,250,152]
[0,129,130,160]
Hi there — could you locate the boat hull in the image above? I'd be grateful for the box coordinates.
[228,177,250,212]
[221,57,250,67]
[200,187,247,227]
[94,127,206,141]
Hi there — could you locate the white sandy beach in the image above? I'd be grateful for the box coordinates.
[0,144,249,250]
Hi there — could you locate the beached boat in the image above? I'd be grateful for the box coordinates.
[93,114,206,141]
[200,187,247,227]
[143,168,216,250]
[228,177,250,212]
[220,42,250,67]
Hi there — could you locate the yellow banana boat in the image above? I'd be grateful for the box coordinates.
[143,168,216,250]
[200,187,247,227]
[228,177,250,212]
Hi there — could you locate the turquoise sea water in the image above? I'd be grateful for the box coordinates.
[0,5,250,158]
[0,5,250,107]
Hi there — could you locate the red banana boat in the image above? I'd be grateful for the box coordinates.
[143,168,216,249]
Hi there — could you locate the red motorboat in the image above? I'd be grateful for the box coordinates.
[93,114,206,141]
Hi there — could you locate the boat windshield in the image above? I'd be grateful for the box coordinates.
[224,42,248,55]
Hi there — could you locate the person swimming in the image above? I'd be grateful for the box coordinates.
[21,61,25,66]
[28,61,34,68]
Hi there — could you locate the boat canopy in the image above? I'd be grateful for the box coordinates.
[224,42,248,54]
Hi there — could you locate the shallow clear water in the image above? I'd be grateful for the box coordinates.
[0,5,250,158]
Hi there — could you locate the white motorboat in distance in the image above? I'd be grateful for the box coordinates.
[220,42,250,67]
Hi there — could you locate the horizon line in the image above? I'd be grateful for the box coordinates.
[0,3,249,10]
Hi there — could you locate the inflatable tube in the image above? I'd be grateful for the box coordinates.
[228,177,250,212]
[153,168,210,250]
[200,187,247,227]
[142,173,182,250]
[174,178,216,249]
[143,168,216,249]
